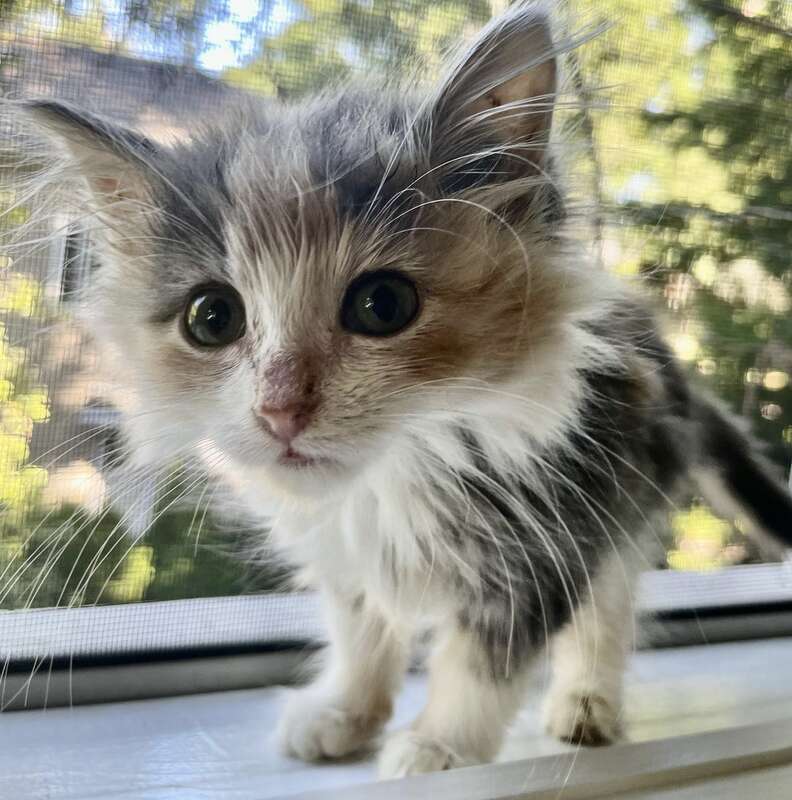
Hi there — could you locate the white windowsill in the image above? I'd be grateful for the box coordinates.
[2,637,792,799]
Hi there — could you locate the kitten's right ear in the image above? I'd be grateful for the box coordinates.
[425,2,562,191]
[22,100,156,206]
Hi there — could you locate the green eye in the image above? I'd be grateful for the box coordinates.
[184,285,246,347]
[341,270,419,337]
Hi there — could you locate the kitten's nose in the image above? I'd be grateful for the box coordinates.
[257,405,311,444]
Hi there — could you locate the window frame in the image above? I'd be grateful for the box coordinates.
[4,562,792,710]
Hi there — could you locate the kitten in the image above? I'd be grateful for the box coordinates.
[15,1,792,779]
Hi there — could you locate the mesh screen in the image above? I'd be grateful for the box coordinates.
[0,0,790,656]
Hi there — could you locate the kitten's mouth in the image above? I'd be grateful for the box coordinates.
[277,446,331,469]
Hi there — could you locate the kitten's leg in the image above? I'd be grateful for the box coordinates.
[378,624,531,779]
[278,588,407,761]
[543,554,636,746]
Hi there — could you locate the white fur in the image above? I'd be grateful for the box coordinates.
[279,589,407,761]
[543,553,638,745]
[379,624,533,778]
[215,295,624,623]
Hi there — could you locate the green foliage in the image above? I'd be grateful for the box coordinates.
[0,231,50,523]
[0,502,279,610]
[667,504,760,571]
[569,0,792,566]
[0,0,251,63]
[227,0,491,97]
[599,0,792,466]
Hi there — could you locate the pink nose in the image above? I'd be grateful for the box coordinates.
[257,406,310,444]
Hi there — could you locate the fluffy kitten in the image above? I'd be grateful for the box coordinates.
[16,1,792,779]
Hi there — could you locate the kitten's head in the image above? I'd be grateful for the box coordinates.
[23,3,586,497]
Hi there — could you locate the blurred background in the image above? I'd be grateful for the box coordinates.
[0,0,790,614]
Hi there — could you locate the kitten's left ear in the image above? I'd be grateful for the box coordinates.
[22,100,157,209]
[429,3,558,183]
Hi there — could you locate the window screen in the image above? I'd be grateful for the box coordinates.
[0,0,790,661]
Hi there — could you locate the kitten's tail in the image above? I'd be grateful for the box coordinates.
[693,397,792,547]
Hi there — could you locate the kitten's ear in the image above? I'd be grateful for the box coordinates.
[429,3,558,183]
[22,100,156,207]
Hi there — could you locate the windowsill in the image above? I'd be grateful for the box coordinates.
[3,637,792,799]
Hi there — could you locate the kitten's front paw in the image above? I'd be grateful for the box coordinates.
[278,689,385,761]
[378,730,467,779]
[544,691,622,747]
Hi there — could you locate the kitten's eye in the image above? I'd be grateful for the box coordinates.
[184,285,246,348]
[341,270,419,337]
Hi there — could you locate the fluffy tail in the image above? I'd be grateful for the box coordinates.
[694,398,792,547]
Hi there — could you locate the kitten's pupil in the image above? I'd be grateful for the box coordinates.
[184,286,246,347]
[366,285,398,323]
[205,298,228,331]
[341,270,419,337]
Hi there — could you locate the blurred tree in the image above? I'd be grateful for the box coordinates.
[225,0,491,96]
[626,0,792,465]
[0,500,279,609]
[0,0,272,65]
[0,196,50,554]
[568,0,792,563]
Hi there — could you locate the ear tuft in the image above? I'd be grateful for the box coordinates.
[22,100,156,202]
[430,2,561,178]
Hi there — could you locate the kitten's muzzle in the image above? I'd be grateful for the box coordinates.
[255,351,319,445]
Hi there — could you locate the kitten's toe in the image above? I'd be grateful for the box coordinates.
[378,730,467,779]
[277,690,384,761]
[544,691,622,747]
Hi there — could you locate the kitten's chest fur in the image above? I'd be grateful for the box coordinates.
[268,444,484,623]
[231,303,689,636]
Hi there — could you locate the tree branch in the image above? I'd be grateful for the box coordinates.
[698,0,792,39]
